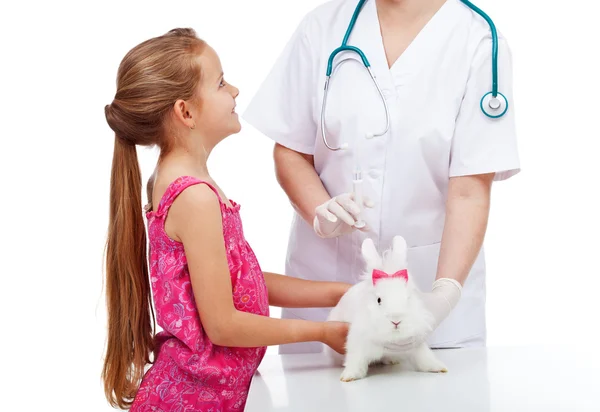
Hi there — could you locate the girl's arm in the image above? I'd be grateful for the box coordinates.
[263,272,350,308]
[168,184,348,352]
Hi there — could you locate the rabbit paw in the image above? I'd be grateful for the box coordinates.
[340,365,368,382]
[412,345,448,373]
[414,357,448,373]
[380,356,401,366]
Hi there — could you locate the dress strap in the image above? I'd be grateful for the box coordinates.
[154,176,223,217]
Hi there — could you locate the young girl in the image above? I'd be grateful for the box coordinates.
[102,28,351,411]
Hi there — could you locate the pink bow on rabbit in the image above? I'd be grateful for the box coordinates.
[372,269,408,285]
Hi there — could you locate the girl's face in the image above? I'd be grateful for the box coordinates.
[190,46,241,148]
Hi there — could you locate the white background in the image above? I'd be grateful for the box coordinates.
[1,0,599,410]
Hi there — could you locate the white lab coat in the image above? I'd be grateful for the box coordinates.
[243,0,520,353]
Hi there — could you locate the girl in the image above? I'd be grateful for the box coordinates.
[102,28,350,411]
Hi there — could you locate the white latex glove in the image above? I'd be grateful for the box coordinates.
[384,278,463,352]
[313,193,374,239]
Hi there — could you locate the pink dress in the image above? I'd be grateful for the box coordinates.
[131,176,270,411]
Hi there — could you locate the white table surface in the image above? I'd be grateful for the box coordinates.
[246,346,599,411]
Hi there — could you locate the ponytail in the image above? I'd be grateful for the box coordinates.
[102,136,155,409]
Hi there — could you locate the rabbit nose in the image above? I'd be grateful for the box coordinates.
[391,321,401,327]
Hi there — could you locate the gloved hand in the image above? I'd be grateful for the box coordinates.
[384,278,463,351]
[313,193,374,238]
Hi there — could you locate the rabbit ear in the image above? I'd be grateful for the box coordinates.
[361,238,381,268]
[391,236,408,268]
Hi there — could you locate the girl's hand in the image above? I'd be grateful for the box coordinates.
[321,321,350,354]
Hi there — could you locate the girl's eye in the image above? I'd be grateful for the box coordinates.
[219,79,226,87]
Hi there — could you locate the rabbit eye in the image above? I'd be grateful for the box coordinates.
[377,297,382,305]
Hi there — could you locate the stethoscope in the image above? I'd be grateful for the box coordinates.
[320,0,506,228]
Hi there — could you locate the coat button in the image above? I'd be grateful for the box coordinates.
[369,169,381,178]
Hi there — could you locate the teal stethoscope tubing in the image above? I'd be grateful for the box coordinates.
[320,0,507,152]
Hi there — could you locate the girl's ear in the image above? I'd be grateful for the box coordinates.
[172,99,195,129]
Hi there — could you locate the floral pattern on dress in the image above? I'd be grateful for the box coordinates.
[130,176,270,412]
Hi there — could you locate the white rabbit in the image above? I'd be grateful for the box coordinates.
[326,235,448,382]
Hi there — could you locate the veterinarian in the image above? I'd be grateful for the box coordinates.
[243,0,520,353]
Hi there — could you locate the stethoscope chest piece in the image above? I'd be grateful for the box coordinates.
[480,91,508,119]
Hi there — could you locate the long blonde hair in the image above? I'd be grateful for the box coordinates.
[102,28,206,409]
